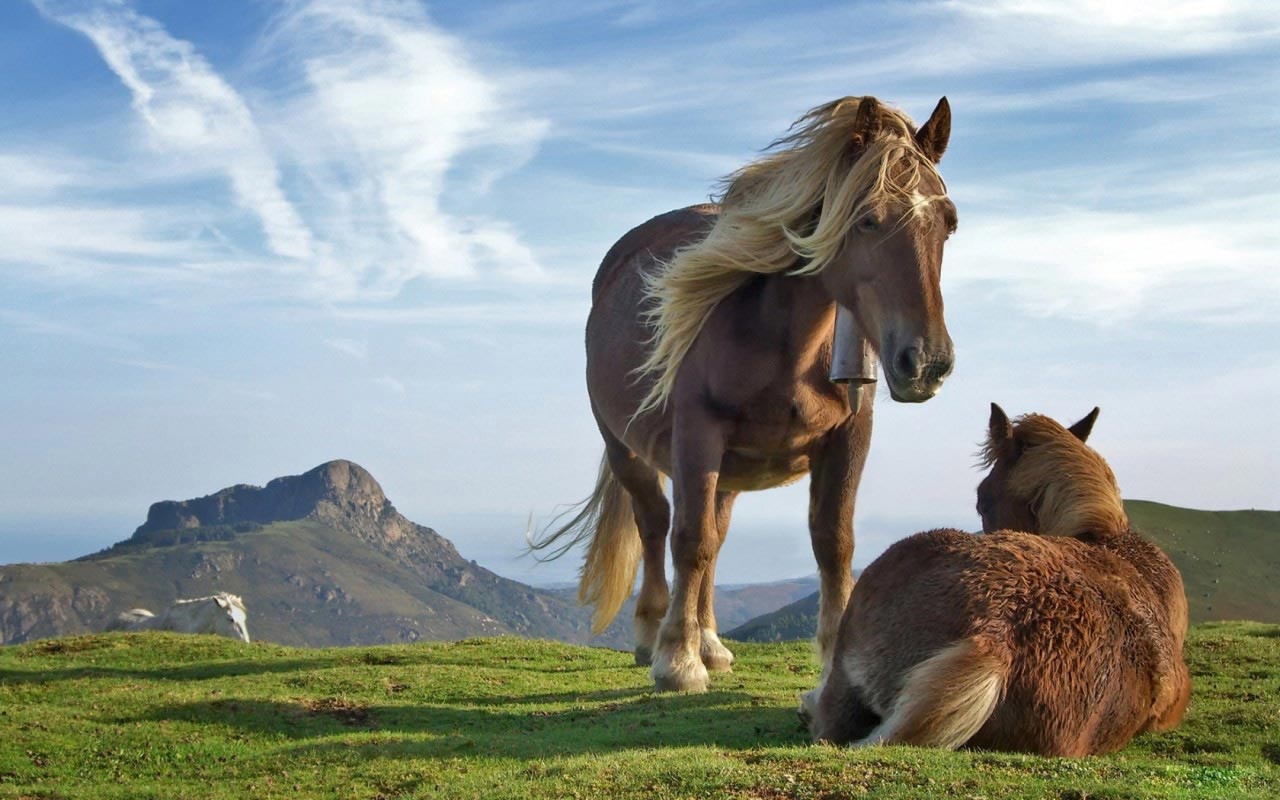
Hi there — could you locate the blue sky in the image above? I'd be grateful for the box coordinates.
[1,0,1277,585]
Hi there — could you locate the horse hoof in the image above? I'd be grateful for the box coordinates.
[702,653,734,672]
[653,671,710,693]
[634,646,653,667]
[651,658,710,693]
[700,629,735,672]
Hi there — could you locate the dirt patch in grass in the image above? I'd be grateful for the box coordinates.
[302,697,373,727]
[28,637,109,656]
[1262,743,1280,765]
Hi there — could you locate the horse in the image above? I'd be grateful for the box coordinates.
[802,405,1191,755]
[533,96,957,692]
[107,592,251,643]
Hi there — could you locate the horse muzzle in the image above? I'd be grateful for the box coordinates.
[884,341,953,403]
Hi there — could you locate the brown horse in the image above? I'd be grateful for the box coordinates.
[803,405,1191,755]
[533,96,957,692]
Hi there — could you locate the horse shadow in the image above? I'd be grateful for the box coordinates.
[113,686,809,758]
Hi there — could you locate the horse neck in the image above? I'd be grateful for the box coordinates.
[756,272,838,364]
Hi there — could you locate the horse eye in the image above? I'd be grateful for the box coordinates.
[856,216,880,233]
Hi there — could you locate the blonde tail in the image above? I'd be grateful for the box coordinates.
[528,454,642,634]
[858,636,1008,749]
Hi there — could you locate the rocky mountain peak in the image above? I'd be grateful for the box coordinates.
[134,459,393,536]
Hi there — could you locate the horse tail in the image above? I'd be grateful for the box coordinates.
[528,452,641,635]
[864,635,1009,749]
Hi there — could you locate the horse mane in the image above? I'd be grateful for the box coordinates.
[983,414,1129,538]
[632,96,947,418]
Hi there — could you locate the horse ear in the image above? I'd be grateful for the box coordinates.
[215,596,229,609]
[1068,407,1100,442]
[989,402,1011,445]
[852,96,882,147]
[915,97,951,163]
[987,402,1015,459]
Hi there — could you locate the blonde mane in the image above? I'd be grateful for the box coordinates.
[632,97,947,418]
[984,414,1129,538]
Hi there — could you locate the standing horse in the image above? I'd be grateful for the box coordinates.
[803,406,1190,755]
[107,592,250,643]
[534,96,957,692]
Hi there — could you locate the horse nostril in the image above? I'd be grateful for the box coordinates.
[927,354,954,383]
[896,347,923,379]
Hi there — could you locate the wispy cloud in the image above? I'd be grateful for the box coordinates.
[33,0,314,261]
[949,202,1279,323]
[20,0,549,304]
[251,0,551,294]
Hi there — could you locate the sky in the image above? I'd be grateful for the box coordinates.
[1,0,1277,586]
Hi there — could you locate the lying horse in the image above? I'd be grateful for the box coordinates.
[534,96,957,692]
[107,592,250,643]
[803,405,1190,755]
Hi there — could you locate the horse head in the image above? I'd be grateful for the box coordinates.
[818,97,956,403]
[976,403,1122,537]
[211,593,251,642]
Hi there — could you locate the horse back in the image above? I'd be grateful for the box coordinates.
[107,608,155,631]
[590,204,719,302]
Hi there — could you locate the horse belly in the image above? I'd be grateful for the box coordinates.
[719,449,811,491]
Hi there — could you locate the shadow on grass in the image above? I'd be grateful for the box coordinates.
[112,687,809,758]
[0,656,349,684]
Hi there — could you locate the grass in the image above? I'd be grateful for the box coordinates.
[1,622,1277,799]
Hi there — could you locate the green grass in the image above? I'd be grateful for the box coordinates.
[2,623,1277,799]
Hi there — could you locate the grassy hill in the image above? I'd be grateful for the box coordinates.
[0,623,1275,799]
[727,500,1279,642]
[1125,501,1279,623]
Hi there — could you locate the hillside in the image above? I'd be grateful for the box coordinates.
[0,623,1275,798]
[727,500,1280,642]
[1125,500,1280,623]
[0,461,616,648]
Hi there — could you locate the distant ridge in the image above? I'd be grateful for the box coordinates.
[0,460,614,647]
[726,500,1280,642]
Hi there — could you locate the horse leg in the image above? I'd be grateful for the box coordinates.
[697,490,737,672]
[651,415,724,693]
[601,437,671,666]
[808,407,871,669]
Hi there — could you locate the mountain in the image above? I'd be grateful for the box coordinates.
[0,460,624,648]
[547,575,821,644]
[725,500,1280,642]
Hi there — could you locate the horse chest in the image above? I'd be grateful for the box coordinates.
[715,377,851,490]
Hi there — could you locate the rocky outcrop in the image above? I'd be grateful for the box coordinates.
[136,460,393,534]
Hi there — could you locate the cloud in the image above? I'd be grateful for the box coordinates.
[33,0,314,261]
[252,0,550,294]
[945,0,1280,59]
[949,204,1279,323]
[948,150,1280,323]
[21,0,549,304]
